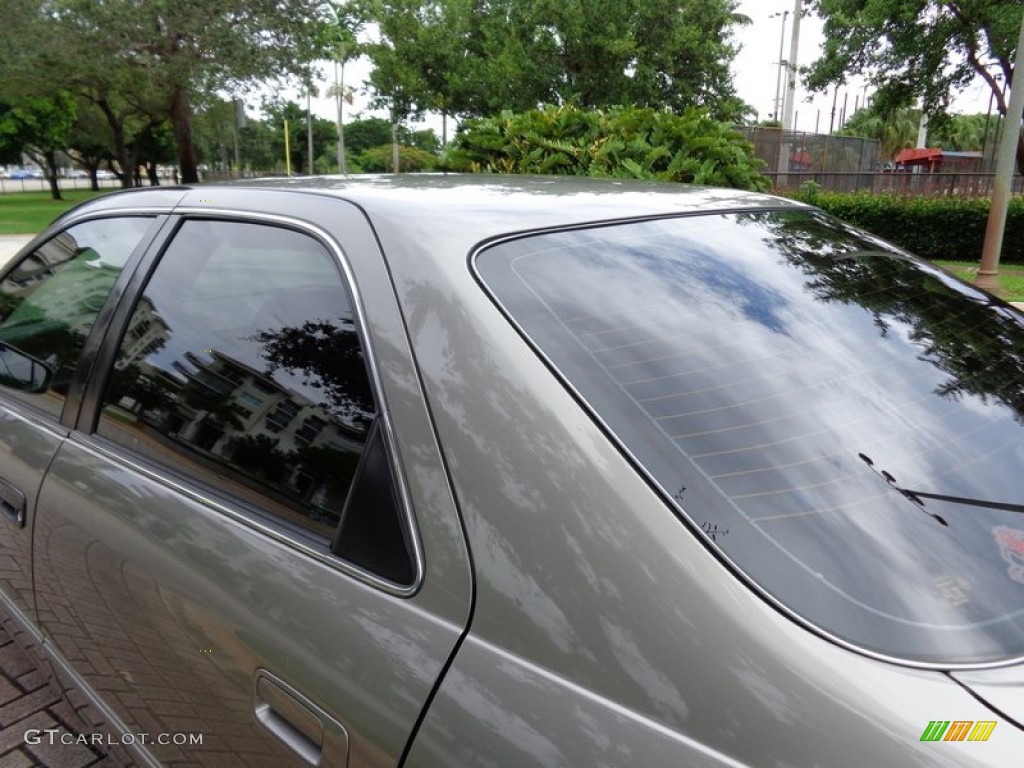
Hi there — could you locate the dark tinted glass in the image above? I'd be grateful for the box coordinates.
[0,218,152,416]
[98,220,375,539]
[332,419,415,585]
[477,210,1024,664]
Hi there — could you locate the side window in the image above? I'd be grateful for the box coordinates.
[0,217,153,418]
[96,220,412,581]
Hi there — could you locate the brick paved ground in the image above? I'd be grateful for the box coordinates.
[0,624,115,768]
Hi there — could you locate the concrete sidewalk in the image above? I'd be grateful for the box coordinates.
[0,236,33,269]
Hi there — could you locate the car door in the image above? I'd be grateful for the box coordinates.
[32,201,472,767]
[0,215,163,644]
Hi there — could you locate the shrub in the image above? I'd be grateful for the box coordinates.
[783,190,1024,264]
[445,104,769,192]
[356,144,439,173]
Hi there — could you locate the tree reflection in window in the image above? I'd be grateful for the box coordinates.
[0,218,152,411]
[253,319,375,432]
[98,220,377,538]
[739,210,1024,424]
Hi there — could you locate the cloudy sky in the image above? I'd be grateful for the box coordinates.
[731,0,994,131]
[292,1,996,136]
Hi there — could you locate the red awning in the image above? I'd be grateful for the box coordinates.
[894,148,942,164]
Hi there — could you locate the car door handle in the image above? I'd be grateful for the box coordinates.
[0,476,26,527]
[254,670,348,767]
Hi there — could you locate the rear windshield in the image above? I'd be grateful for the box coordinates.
[476,210,1024,665]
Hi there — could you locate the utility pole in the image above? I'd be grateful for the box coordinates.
[391,120,400,174]
[771,10,789,120]
[284,120,292,176]
[307,89,315,175]
[336,61,347,174]
[977,10,1024,295]
[778,0,803,185]
[915,111,929,149]
[233,99,245,179]
[829,85,838,134]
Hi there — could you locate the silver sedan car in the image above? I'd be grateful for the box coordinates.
[0,176,1022,767]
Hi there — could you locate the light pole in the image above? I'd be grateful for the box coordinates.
[778,0,804,183]
[770,10,789,121]
[977,10,1024,294]
[323,1,350,175]
[307,88,314,175]
[335,59,345,174]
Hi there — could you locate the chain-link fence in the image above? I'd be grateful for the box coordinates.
[738,127,882,176]
[761,170,1024,196]
[738,126,1024,196]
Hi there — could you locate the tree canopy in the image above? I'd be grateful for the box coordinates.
[0,91,76,199]
[1,1,336,184]
[805,1,1024,168]
[361,0,752,125]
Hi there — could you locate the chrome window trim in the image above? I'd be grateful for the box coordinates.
[84,207,424,597]
[469,209,1024,671]
[61,207,175,220]
[0,395,69,439]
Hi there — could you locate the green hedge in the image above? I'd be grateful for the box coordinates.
[357,144,439,172]
[784,189,1024,264]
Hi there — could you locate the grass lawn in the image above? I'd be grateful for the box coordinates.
[0,189,109,234]
[934,260,1024,303]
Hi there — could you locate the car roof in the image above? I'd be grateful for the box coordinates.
[64,174,809,244]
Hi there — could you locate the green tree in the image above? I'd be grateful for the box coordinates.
[66,98,116,191]
[193,98,243,173]
[0,91,76,200]
[357,144,439,171]
[929,113,989,151]
[805,1,1024,170]
[2,1,334,185]
[133,122,177,185]
[228,434,291,483]
[238,119,279,173]
[361,0,752,128]
[344,117,395,155]
[263,101,339,176]
[838,105,919,160]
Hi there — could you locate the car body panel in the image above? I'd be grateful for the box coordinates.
[34,435,462,766]
[380,244,1023,764]
[345,178,1024,765]
[952,663,1024,728]
[406,635,1023,767]
[0,407,64,621]
[23,192,472,765]
[0,211,172,631]
[0,176,1021,766]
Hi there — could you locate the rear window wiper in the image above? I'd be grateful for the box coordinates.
[858,453,1024,526]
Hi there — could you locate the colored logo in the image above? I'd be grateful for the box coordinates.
[920,720,996,742]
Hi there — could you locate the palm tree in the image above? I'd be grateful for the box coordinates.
[840,106,919,160]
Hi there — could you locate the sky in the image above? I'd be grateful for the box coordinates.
[285,1,998,139]
[730,0,995,132]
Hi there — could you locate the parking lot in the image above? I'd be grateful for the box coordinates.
[0,179,125,196]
